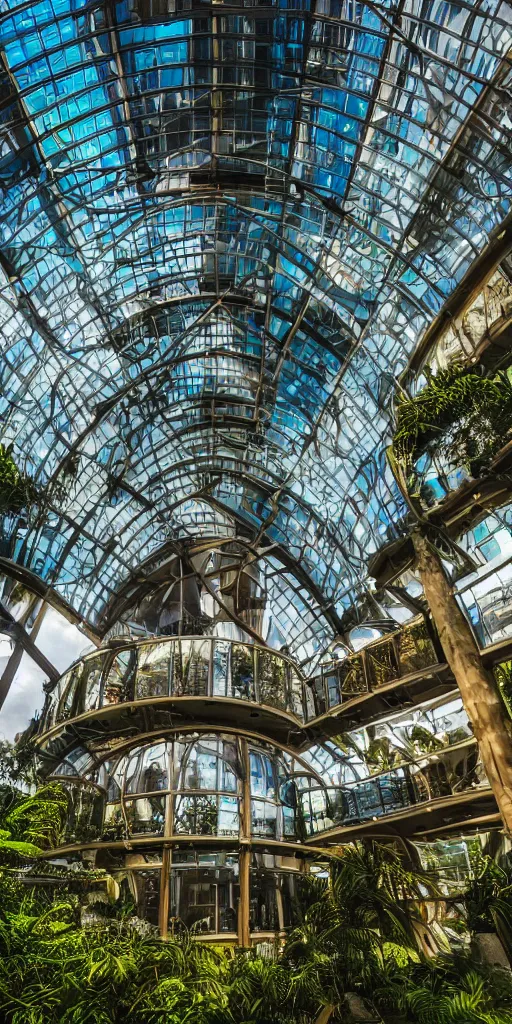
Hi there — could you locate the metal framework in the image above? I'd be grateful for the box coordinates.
[0,0,509,658]
[0,0,511,939]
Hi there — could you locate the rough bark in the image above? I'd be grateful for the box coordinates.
[472,932,511,969]
[412,529,512,835]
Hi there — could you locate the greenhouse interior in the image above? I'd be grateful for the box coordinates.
[0,0,511,1021]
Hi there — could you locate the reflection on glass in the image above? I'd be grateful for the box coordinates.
[231,644,255,700]
[212,639,230,696]
[126,743,168,794]
[174,794,239,836]
[169,854,239,934]
[131,869,161,927]
[180,639,210,696]
[251,798,277,838]
[250,751,275,798]
[324,670,340,709]
[82,658,104,712]
[136,644,170,698]
[397,621,436,674]
[250,866,299,932]
[182,739,238,792]
[103,802,125,841]
[366,638,398,688]
[338,654,366,698]
[125,796,165,835]
[103,650,137,705]
[258,650,287,710]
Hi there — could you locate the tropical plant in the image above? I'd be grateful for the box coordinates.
[462,855,512,955]
[1,783,68,852]
[392,363,512,478]
[0,443,38,515]
[374,950,512,1024]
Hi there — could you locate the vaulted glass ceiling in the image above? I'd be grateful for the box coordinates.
[0,0,510,666]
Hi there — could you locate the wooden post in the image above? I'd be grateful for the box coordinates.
[159,847,171,938]
[412,529,512,834]
[239,738,251,948]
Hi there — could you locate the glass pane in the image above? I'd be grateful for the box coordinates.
[179,736,239,792]
[324,670,340,709]
[180,638,211,696]
[366,638,399,688]
[103,649,137,705]
[231,644,255,700]
[125,743,169,794]
[103,802,125,841]
[338,654,366,697]
[135,643,171,699]
[258,650,287,711]
[125,796,165,835]
[218,795,239,835]
[131,869,161,927]
[250,751,275,797]
[397,619,436,674]
[311,676,326,715]
[170,856,239,934]
[289,669,304,719]
[212,639,230,696]
[174,794,219,835]
[58,664,82,721]
[251,798,277,838]
[82,657,105,712]
[249,869,279,931]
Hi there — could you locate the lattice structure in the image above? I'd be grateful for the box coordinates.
[0,0,509,653]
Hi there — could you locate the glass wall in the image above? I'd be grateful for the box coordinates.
[50,726,488,847]
[45,638,305,727]
[169,851,240,935]
[250,853,301,932]
[305,617,438,719]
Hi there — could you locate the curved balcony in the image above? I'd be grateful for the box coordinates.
[37,619,448,761]
[38,637,306,758]
[303,617,449,732]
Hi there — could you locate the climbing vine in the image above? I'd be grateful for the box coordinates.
[392,364,512,478]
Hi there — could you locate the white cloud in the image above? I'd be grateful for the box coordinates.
[0,609,95,742]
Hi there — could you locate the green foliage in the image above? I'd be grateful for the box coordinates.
[392,363,512,477]
[0,739,41,788]
[0,443,38,515]
[463,855,512,955]
[0,825,512,1023]
[2,783,68,853]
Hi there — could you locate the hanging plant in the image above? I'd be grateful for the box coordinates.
[392,363,512,478]
[0,442,38,515]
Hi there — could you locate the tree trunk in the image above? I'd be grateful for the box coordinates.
[412,529,512,835]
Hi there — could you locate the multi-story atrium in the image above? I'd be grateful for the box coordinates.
[0,0,512,968]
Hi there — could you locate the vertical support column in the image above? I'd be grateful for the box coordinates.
[239,738,251,948]
[239,848,251,949]
[159,846,171,939]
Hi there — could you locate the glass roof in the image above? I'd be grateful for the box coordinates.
[0,0,510,652]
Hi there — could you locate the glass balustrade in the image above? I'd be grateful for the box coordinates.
[42,618,441,734]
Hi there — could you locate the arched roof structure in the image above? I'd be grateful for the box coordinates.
[0,0,510,666]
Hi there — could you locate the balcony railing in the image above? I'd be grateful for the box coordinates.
[42,636,305,731]
[40,618,443,738]
[304,617,441,721]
